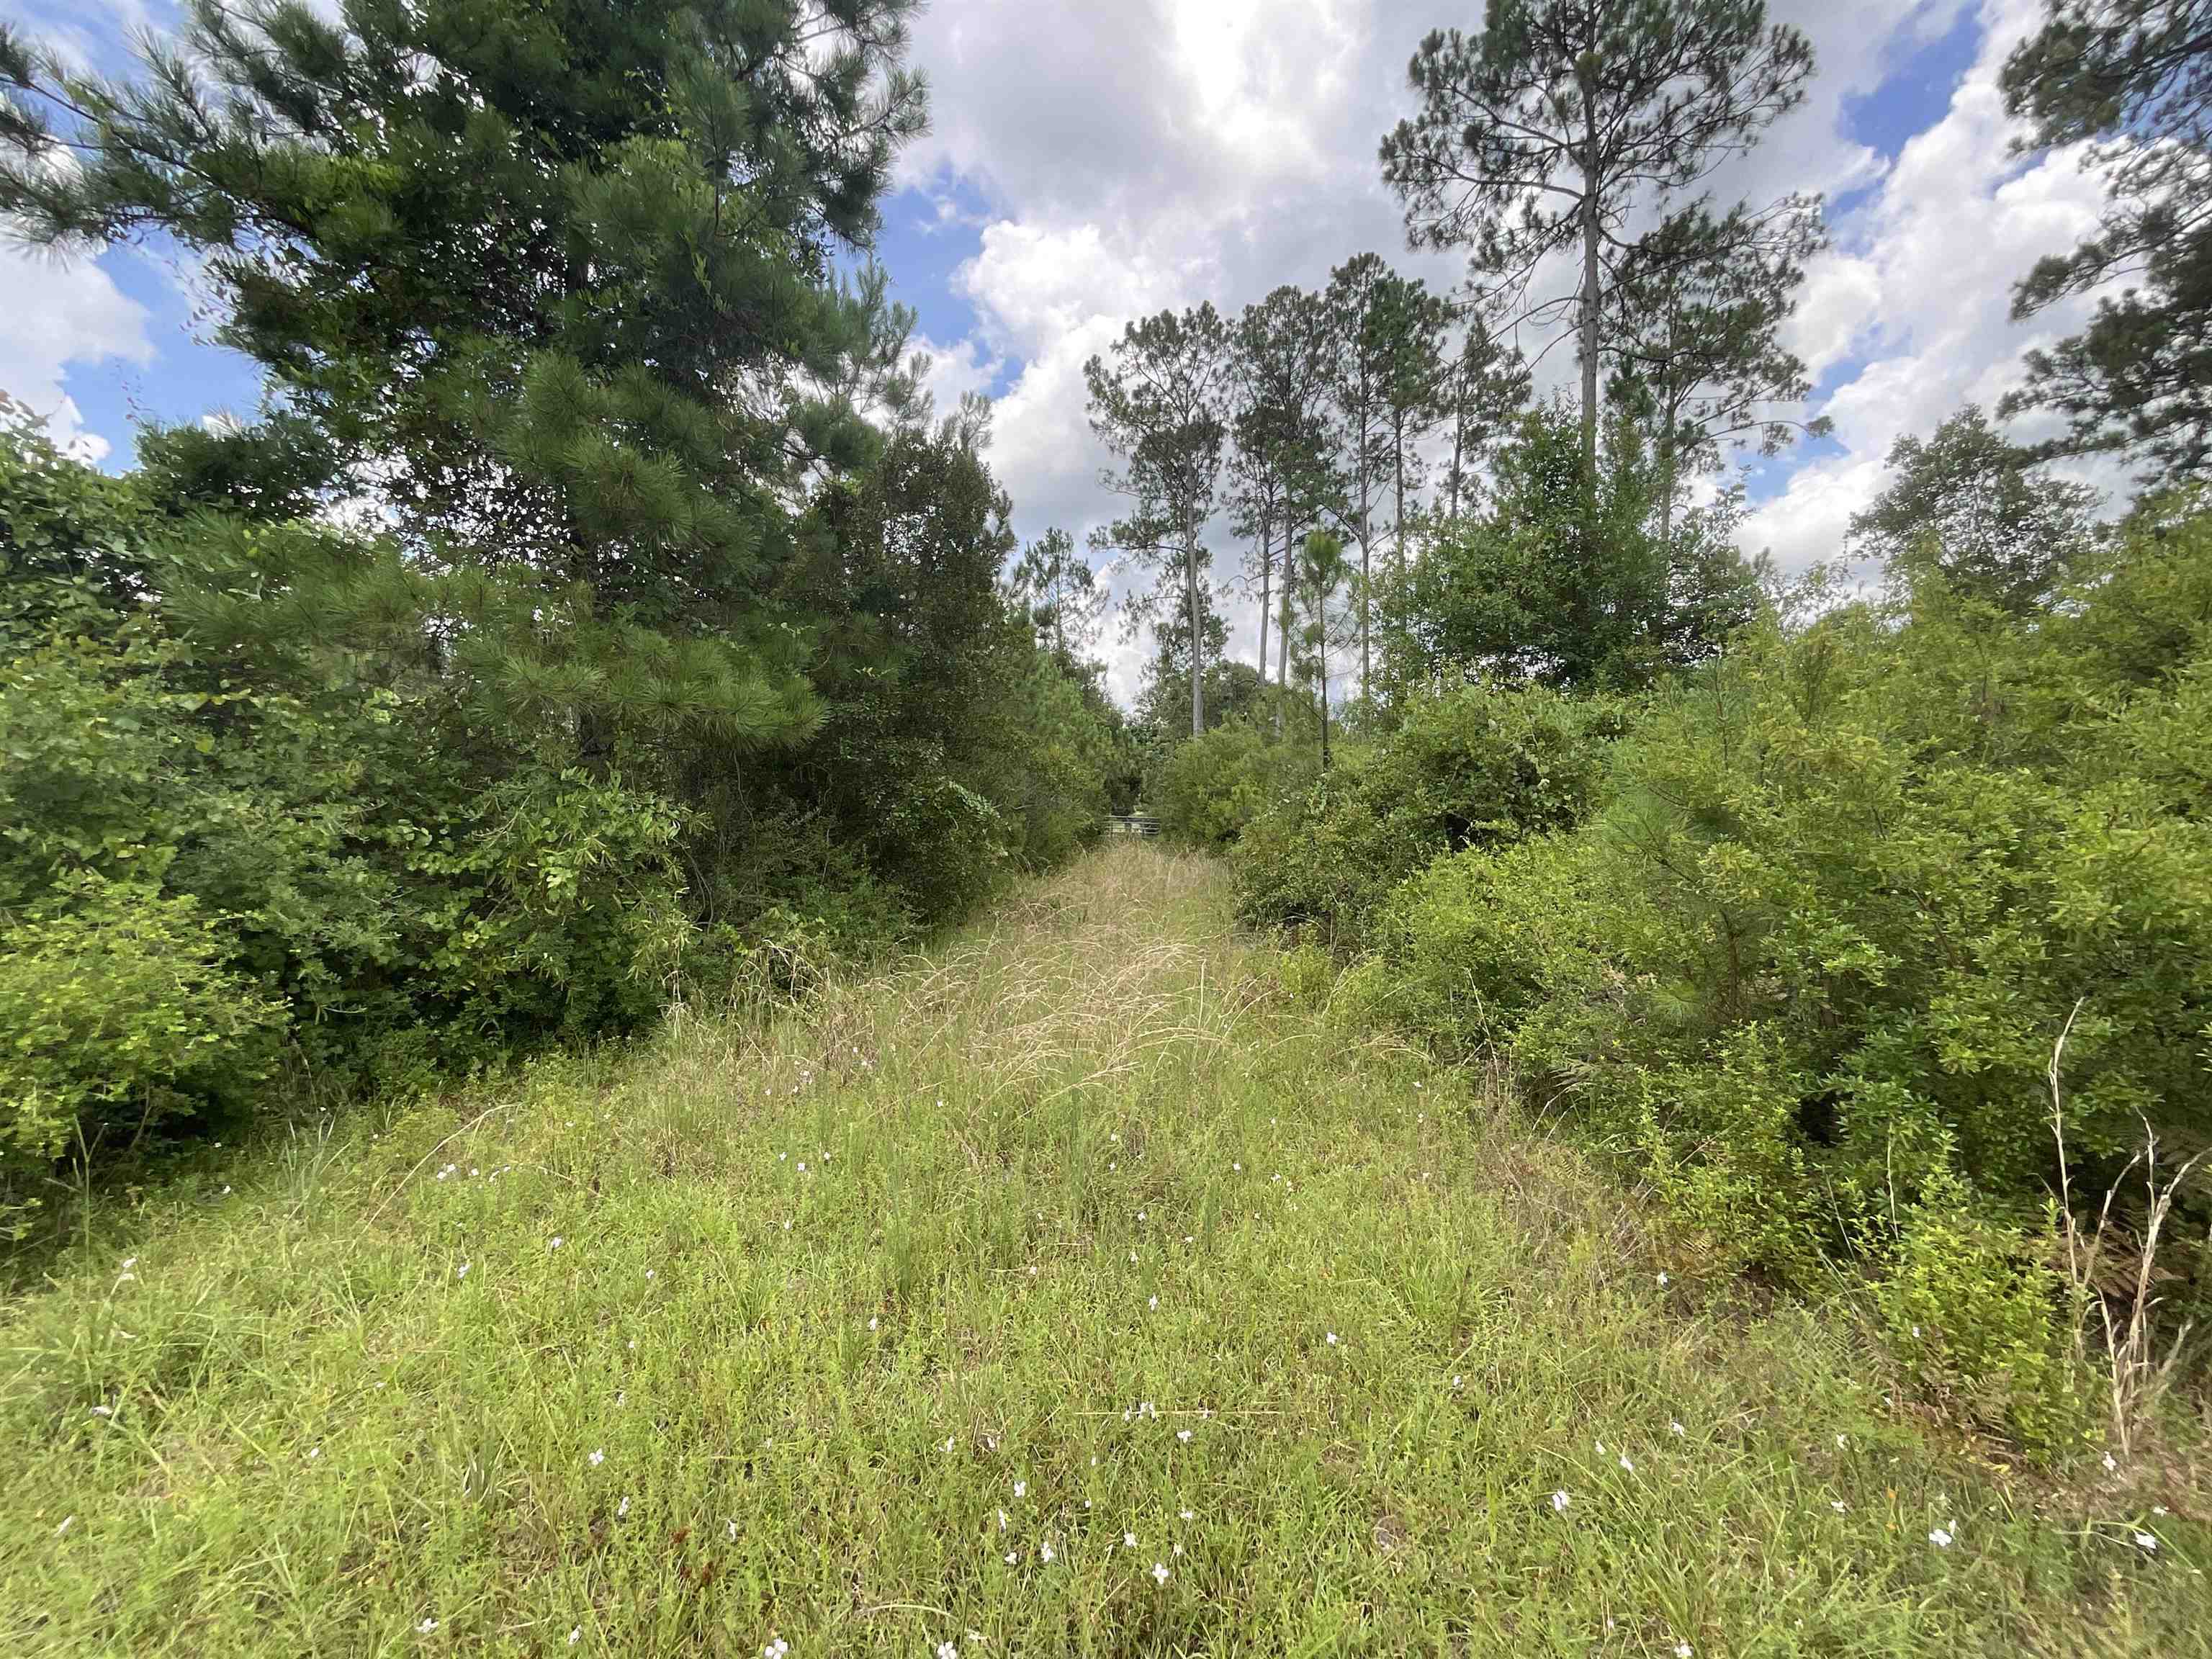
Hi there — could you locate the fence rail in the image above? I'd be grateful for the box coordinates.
[1107,814,1161,839]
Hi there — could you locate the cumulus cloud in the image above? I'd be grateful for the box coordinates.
[0,246,153,462]
[899,0,2038,699]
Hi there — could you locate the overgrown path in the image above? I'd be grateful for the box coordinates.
[1,846,2200,1655]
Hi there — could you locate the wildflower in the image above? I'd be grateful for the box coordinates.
[2102,1452,2118,1473]
[1325,1332,1339,1346]
[418,1618,439,1635]
[1012,1480,1026,1498]
[1137,1210,1147,1222]
[307,1447,322,1461]
[1551,1491,1570,1512]
[868,1317,878,1331]
[764,1641,788,1659]
[2134,1532,2158,1552]
[727,1521,739,1541]
[1232,1162,1241,1172]
[1177,1429,1192,1442]
[90,1406,113,1419]
[549,1236,565,1251]
[1451,1375,1463,1390]
[54,1515,72,1537]
[617,1496,630,1518]
[945,1437,956,1454]
[1151,1562,1170,1584]
[1675,1645,1694,1658]
[1670,1421,1685,1437]
[1148,1296,1159,1311]
[1123,1532,1138,1548]
[797,1162,806,1173]
[1835,1434,1847,1449]
[588,1449,605,1467]
[936,1642,958,1659]
[121,1256,136,1270]
[997,1509,1007,1531]
[1930,1527,1953,1549]
[1619,1453,1635,1473]
[644,1269,655,1281]
[457,1262,470,1280]
[1172,1542,1184,1556]
[1179,1508,1195,1521]
[1040,1540,1056,1563]
[1657,1272,1670,1288]
[1128,1250,1138,1264]
[570,1629,583,1647]
[1830,1500,1847,1514]
[1183,1234,1195,1244]
[1004,1551,1017,1565]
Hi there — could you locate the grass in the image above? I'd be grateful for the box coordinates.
[1,842,2206,1656]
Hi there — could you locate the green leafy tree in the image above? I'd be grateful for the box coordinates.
[2001,1,2212,481]
[1848,403,2103,615]
[1380,0,1815,475]
[1085,304,1235,736]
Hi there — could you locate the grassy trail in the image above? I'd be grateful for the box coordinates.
[1,845,2203,1655]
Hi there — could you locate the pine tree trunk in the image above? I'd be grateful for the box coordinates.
[1579,55,1601,482]
[1184,524,1205,737]
[1357,432,1371,706]
[1449,387,1465,519]
[1256,512,1272,685]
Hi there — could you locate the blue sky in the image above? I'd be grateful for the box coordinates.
[5,0,2123,697]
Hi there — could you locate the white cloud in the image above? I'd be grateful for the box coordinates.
[0,246,153,462]
[1743,0,2126,572]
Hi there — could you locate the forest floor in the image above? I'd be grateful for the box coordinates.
[2,842,2206,1656]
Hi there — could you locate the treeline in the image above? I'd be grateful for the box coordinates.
[1144,0,2212,1451]
[0,0,1129,1215]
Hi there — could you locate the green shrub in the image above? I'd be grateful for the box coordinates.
[1233,681,1623,947]
[0,875,284,1185]
[1154,721,1315,849]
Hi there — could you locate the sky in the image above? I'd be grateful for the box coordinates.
[3,0,2127,703]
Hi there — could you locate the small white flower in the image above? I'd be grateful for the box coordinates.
[90,1405,113,1419]
[616,1496,630,1518]
[54,1514,73,1536]
[644,1269,655,1281]
[1012,1480,1026,1498]
[2103,1452,2118,1473]
[727,1520,739,1541]
[1177,1429,1192,1442]
[570,1629,582,1647]
[2134,1531,2157,1552]
[1148,1296,1158,1311]
[1136,1210,1147,1222]
[1452,1375,1463,1390]
[588,1449,605,1467]
[1830,1500,1847,1513]
[121,1256,136,1270]
[1123,1532,1138,1548]
[457,1262,470,1280]
[935,1643,958,1659]
[868,1317,878,1331]
[307,1447,321,1461]
[1551,1490,1570,1512]
[944,1437,956,1454]
[1657,1272,1669,1287]
[1040,1539,1056,1562]
[1179,1506,1197,1521]
[1675,1645,1694,1658]
[797,1162,806,1173]
[997,1509,1007,1531]
[1930,1527,1953,1549]
[1172,1542,1184,1556]
[1618,1454,1635,1473]
[1004,1551,1017,1565]
[1232,1162,1241,1172]
[1151,1561,1170,1584]
[418,1617,439,1635]
[1325,1332,1339,1346]
[549,1236,565,1251]
[1835,1434,1848,1449]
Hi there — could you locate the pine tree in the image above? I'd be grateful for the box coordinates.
[1606,194,1830,551]
[1009,529,1107,669]
[1323,256,1398,703]
[0,0,928,757]
[1441,315,1532,518]
[1380,0,1814,476]
[1084,305,1235,737]
[1228,286,1337,699]
[2000,1,2212,482]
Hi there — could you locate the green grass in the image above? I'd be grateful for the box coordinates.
[2,844,2205,1655]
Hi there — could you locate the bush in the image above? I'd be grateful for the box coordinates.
[1233,681,1623,947]
[1154,721,1315,849]
[0,875,284,1185]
